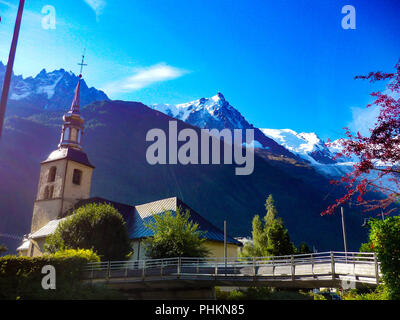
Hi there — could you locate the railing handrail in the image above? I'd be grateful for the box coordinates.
[83,251,376,270]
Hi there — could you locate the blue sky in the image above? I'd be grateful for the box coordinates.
[0,0,399,140]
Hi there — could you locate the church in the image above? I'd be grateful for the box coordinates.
[17,75,241,259]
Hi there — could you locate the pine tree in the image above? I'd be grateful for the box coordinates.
[240,194,296,257]
[298,242,312,254]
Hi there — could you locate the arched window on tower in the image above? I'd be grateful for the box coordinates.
[77,130,81,144]
[64,127,70,142]
[70,128,77,142]
[49,185,54,199]
[43,186,50,200]
[48,166,57,182]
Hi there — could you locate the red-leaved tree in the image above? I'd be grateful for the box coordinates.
[323,59,400,216]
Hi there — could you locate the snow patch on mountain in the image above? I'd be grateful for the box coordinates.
[0,61,109,110]
[153,92,249,130]
[261,128,338,165]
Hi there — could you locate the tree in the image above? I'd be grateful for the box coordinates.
[143,207,210,259]
[369,216,400,299]
[0,244,7,255]
[45,203,132,261]
[240,195,296,257]
[298,242,312,254]
[266,217,296,256]
[323,60,400,216]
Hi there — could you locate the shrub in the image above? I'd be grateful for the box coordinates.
[0,249,122,299]
[369,217,400,300]
[342,285,388,300]
[45,203,132,261]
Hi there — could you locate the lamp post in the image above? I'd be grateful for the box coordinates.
[0,0,26,141]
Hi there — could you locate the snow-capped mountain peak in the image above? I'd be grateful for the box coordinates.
[0,61,109,110]
[261,128,337,165]
[152,93,247,130]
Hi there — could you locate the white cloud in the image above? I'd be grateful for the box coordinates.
[83,0,106,16]
[348,105,380,136]
[347,89,399,136]
[102,63,188,95]
[0,0,13,7]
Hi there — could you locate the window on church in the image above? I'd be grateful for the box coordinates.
[71,128,77,142]
[49,185,54,199]
[64,127,70,141]
[48,166,57,182]
[43,186,50,200]
[72,169,82,185]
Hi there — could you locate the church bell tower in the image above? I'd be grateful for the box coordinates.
[30,73,95,234]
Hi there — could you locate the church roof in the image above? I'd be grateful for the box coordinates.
[71,197,241,245]
[42,147,94,168]
[29,218,67,239]
[16,238,30,251]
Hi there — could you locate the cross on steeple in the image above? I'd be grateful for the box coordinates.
[77,49,87,77]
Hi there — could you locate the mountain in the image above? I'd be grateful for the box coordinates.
[0,61,109,116]
[151,94,355,178]
[152,93,296,159]
[1,105,369,255]
[261,128,357,177]
[0,74,371,254]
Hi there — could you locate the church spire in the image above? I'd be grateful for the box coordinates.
[69,75,81,114]
[58,75,85,150]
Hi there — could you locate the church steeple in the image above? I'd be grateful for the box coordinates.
[58,75,84,150]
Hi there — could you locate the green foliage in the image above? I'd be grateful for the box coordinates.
[45,203,132,261]
[298,242,312,254]
[0,249,122,299]
[342,285,389,300]
[368,216,400,299]
[51,248,100,262]
[0,244,7,255]
[240,195,296,257]
[143,207,210,259]
[266,217,296,256]
[359,241,373,253]
[216,287,317,300]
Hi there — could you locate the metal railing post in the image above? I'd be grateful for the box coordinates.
[107,261,111,279]
[253,257,256,281]
[177,257,181,279]
[330,252,335,281]
[272,260,275,278]
[91,263,94,279]
[125,262,128,278]
[374,253,379,284]
[160,259,163,278]
[196,259,200,276]
[142,260,146,280]
[291,255,295,281]
[311,253,314,278]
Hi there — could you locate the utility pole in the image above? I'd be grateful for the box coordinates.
[0,0,25,141]
[341,206,348,253]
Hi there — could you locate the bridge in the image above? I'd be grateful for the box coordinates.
[83,252,381,299]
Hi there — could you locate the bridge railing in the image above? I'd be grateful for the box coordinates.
[82,251,379,285]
